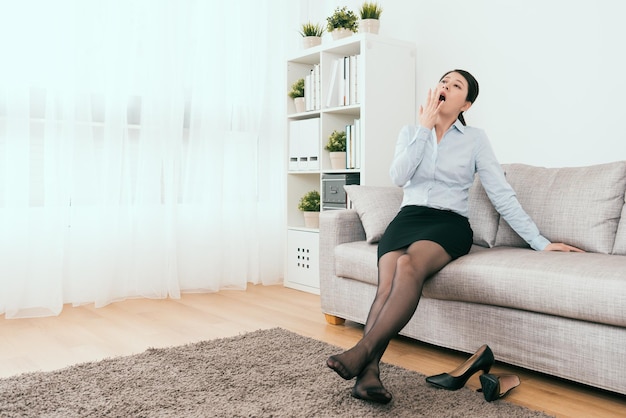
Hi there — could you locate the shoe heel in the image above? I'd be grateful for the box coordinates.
[480,373,520,402]
[479,373,499,402]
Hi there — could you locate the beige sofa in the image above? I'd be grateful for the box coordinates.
[319,161,626,395]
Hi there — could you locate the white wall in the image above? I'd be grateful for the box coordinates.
[293,0,626,167]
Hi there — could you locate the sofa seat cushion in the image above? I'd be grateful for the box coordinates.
[423,247,626,327]
[335,241,379,285]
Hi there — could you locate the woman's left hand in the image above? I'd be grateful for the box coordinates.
[544,243,585,252]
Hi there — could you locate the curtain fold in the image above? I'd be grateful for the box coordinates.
[0,0,287,318]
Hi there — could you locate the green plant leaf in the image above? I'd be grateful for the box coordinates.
[288,78,305,99]
[299,21,325,37]
[359,2,383,19]
[326,6,359,33]
[298,190,320,212]
[324,129,347,152]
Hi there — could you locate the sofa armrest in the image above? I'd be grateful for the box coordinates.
[319,209,366,314]
[320,209,366,248]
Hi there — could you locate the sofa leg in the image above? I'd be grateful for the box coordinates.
[324,313,346,325]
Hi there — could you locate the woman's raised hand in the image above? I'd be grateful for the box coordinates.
[418,88,442,130]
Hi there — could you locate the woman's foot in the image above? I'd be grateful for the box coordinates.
[351,366,392,404]
[326,345,369,380]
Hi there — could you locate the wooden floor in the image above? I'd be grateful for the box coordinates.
[1,284,624,417]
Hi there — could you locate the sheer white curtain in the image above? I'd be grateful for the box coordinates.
[0,0,287,318]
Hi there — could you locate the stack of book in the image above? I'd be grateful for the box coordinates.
[304,64,321,111]
[326,54,360,108]
[345,118,361,169]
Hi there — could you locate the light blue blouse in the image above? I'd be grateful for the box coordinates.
[389,120,550,251]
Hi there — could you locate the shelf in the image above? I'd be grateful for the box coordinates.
[287,105,360,119]
[288,170,321,175]
[287,226,319,233]
[284,34,416,293]
[322,105,360,116]
[322,169,360,175]
[287,110,320,120]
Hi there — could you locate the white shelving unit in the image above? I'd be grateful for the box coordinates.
[284,33,416,294]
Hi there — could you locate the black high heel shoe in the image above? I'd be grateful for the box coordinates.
[425,344,494,390]
[479,373,520,402]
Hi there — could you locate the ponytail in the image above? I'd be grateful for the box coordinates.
[458,112,466,126]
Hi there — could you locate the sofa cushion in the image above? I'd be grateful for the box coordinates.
[343,185,403,243]
[334,241,379,285]
[468,176,500,247]
[423,247,626,327]
[613,201,626,255]
[494,162,626,253]
[333,243,490,288]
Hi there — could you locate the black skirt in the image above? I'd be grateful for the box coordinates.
[377,205,473,260]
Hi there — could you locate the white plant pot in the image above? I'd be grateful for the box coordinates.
[303,211,320,229]
[329,151,346,170]
[359,19,380,34]
[330,28,353,40]
[302,36,322,49]
[294,97,305,113]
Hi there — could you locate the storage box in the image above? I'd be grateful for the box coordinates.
[285,229,320,292]
[322,173,360,208]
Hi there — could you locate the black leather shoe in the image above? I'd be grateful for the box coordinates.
[425,344,494,390]
[479,373,520,402]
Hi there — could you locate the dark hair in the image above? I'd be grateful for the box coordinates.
[440,69,479,126]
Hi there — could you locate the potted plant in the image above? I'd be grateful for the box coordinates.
[288,78,305,113]
[325,129,347,170]
[299,21,325,49]
[359,2,383,34]
[326,6,358,40]
[298,190,321,228]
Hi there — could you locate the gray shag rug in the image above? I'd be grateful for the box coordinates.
[0,328,554,417]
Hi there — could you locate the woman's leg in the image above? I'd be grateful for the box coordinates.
[352,250,403,402]
[327,240,452,380]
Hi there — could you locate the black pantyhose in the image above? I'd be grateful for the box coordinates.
[351,256,395,403]
[351,342,390,403]
[327,241,452,403]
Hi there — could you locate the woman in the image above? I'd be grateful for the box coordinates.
[326,69,582,404]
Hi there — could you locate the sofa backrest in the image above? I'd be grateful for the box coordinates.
[467,176,500,247]
[493,161,626,254]
[344,162,626,254]
[612,198,626,255]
